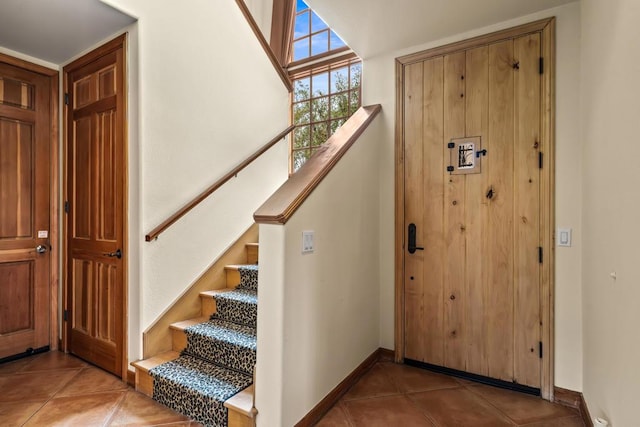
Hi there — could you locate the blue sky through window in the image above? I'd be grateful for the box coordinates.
[293,0,348,62]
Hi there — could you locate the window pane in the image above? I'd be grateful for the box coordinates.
[350,90,360,114]
[293,149,309,171]
[293,126,310,149]
[330,93,349,119]
[293,101,310,125]
[311,123,328,147]
[294,77,310,102]
[312,72,329,97]
[350,63,362,88]
[293,38,310,61]
[294,10,310,39]
[311,31,329,57]
[330,66,349,93]
[330,118,346,134]
[311,97,328,122]
[296,0,309,12]
[330,31,346,50]
[310,11,327,33]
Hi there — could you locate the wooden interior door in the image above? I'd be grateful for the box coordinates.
[65,36,126,377]
[402,32,544,389]
[0,62,51,360]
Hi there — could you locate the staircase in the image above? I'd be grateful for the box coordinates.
[132,242,260,427]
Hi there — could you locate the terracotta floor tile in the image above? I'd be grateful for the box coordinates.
[0,401,45,427]
[0,356,34,376]
[408,387,514,427]
[108,391,190,426]
[57,366,129,396]
[520,415,585,427]
[0,369,80,403]
[343,395,435,427]
[20,351,87,372]
[343,364,399,401]
[468,384,577,424]
[381,362,461,393]
[316,403,352,427]
[23,391,126,426]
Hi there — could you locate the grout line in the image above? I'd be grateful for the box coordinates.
[102,390,129,427]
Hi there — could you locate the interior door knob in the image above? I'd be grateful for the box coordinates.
[35,245,47,254]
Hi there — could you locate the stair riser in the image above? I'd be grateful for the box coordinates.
[246,245,258,265]
[226,269,241,288]
[214,298,257,329]
[200,295,217,318]
[136,369,154,397]
[186,334,256,376]
[172,328,187,352]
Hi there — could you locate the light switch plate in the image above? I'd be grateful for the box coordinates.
[557,228,572,247]
[302,230,314,253]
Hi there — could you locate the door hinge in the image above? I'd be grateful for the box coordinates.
[539,341,543,358]
[538,246,543,264]
[64,93,69,105]
[64,201,70,214]
[539,152,543,169]
[63,310,69,321]
[539,57,544,75]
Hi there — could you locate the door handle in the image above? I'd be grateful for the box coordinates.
[408,223,424,254]
[103,249,122,259]
[35,245,47,254]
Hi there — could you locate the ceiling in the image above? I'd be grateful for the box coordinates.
[0,0,135,65]
[306,0,576,58]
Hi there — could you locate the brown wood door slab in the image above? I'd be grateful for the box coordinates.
[401,32,544,388]
[64,36,126,377]
[0,62,51,360]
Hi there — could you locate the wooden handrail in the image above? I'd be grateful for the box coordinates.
[145,125,295,241]
[235,0,293,92]
[254,105,382,225]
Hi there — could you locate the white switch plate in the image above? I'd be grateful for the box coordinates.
[302,230,314,253]
[557,228,572,247]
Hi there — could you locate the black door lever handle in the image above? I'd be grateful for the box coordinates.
[408,223,424,254]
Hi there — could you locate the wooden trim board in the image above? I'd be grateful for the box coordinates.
[294,348,392,427]
[554,387,593,427]
[254,105,381,225]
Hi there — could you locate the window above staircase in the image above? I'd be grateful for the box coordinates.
[271,0,363,172]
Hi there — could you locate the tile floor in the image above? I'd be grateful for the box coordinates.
[0,351,584,427]
[0,351,199,426]
[316,361,584,426]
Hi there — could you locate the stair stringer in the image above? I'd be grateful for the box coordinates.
[142,223,258,360]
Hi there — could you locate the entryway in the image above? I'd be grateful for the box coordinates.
[395,19,555,398]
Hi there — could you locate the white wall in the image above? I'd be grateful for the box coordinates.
[244,0,274,39]
[580,0,640,424]
[361,2,584,391]
[102,0,290,361]
[256,117,383,426]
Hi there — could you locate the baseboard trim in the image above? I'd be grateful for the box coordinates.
[294,347,392,427]
[554,387,593,427]
[127,368,136,387]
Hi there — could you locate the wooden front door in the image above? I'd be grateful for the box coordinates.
[397,20,554,393]
[64,35,126,377]
[0,62,51,360]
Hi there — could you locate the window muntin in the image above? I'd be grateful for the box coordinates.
[292,0,347,62]
[291,61,362,171]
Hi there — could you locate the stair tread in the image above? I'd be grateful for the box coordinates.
[245,243,259,247]
[150,355,252,399]
[224,264,258,270]
[170,316,208,331]
[224,384,256,417]
[199,288,234,298]
[131,351,180,373]
[185,318,256,348]
[214,288,257,304]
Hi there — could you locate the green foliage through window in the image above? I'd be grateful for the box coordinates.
[291,61,362,171]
